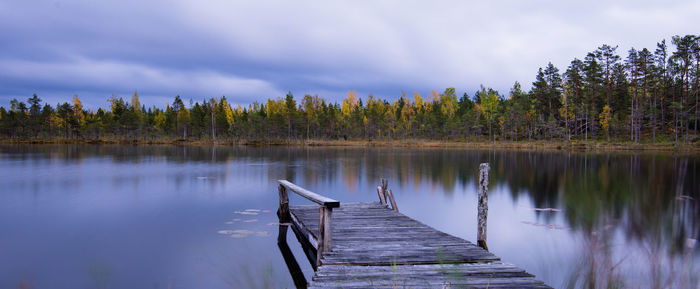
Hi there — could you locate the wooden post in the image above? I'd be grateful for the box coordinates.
[379,178,399,212]
[381,178,388,197]
[477,163,490,251]
[277,184,290,223]
[317,206,325,266]
[376,186,387,205]
[386,189,399,212]
[316,206,333,266]
[323,207,332,251]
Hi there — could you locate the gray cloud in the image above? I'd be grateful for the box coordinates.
[1,0,698,108]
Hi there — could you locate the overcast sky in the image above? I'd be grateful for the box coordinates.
[1,0,699,109]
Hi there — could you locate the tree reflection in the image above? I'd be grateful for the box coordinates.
[2,144,698,287]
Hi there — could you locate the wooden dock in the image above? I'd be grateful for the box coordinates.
[276,180,551,289]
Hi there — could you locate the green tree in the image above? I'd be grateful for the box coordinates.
[56,102,73,138]
[509,82,529,142]
[565,59,585,139]
[27,94,42,136]
[596,44,621,109]
[599,105,612,138]
[285,92,297,139]
[671,35,696,142]
[583,52,604,140]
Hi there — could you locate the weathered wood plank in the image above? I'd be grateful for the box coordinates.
[290,202,500,267]
[309,263,549,289]
[286,200,551,288]
[279,180,340,208]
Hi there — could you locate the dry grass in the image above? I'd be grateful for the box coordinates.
[1,137,699,153]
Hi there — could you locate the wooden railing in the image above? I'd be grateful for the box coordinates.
[277,180,339,266]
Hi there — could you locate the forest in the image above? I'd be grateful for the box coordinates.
[1,35,699,144]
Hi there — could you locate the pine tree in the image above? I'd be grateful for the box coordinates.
[596,44,621,109]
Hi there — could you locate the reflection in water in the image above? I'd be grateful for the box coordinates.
[277,225,308,289]
[0,144,698,288]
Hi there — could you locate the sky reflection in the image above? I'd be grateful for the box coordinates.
[0,145,697,288]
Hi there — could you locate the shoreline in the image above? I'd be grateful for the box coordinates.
[1,137,699,153]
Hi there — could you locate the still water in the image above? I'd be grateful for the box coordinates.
[0,145,698,288]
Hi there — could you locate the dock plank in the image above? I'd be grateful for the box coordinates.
[311,263,549,289]
[288,201,551,288]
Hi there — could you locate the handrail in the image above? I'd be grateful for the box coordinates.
[278,180,339,208]
[276,180,338,267]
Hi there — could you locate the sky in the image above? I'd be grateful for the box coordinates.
[1,0,699,109]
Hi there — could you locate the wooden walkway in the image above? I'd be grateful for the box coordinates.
[277,180,551,288]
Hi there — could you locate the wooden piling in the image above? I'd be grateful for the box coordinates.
[477,163,490,251]
[376,186,387,205]
[277,184,290,222]
[379,178,398,212]
[386,189,398,212]
[317,206,326,265]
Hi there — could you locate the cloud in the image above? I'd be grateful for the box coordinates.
[0,58,281,108]
[1,0,699,107]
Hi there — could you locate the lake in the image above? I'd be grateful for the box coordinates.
[0,145,698,288]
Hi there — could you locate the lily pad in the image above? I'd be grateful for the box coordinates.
[229,229,255,238]
[234,211,258,215]
[532,208,561,212]
[268,222,292,226]
[520,221,567,230]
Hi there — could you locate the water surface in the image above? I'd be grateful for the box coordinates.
[1,145,698,288]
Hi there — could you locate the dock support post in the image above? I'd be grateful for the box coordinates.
[386,188,398,212]
[376,185,387,205]
[477,163,490,251]
[277,184,290,223]
[317,206,333,266]
[378,178,399,212]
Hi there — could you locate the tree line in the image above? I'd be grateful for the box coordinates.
[1,35,699,144]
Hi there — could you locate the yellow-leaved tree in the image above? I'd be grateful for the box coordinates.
[154,110,166,132]
[131,91,142,127]
[477,87,499,142]
[341,90,357,120]
[413,92,423,113]
[72,95,85,133]
[177,106,190,139]
[220,97,234,133]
